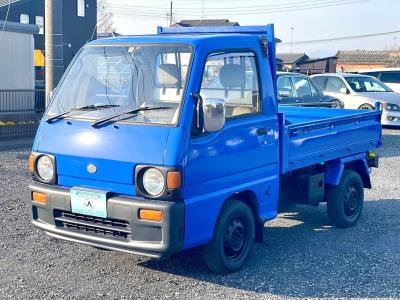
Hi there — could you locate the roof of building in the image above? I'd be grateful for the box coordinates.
[172,19,240,27]
[0,20,38,34]
[276,53,308,64]
[336,50,400,64]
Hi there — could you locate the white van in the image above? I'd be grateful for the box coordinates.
[358,68,400,94]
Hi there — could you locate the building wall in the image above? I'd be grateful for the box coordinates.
[336,63,388,72]
[0,30,34,90]
[0,0,96,70]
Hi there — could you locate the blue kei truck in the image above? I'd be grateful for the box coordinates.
[29,25,381,273]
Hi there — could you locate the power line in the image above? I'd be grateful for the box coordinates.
[280,30,400,45]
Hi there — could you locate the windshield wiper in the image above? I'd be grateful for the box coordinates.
[91,106,173,128]
[46,104,120,122]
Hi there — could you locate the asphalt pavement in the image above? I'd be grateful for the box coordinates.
[0,129,399,299]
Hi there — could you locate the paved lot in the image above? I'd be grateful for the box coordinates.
[0,129,399,299]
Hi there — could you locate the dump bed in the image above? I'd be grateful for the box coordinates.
[279,106,382,174]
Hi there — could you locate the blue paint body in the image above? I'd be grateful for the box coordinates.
[32,25,382,251]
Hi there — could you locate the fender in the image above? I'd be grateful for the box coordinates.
[325,153,371,188]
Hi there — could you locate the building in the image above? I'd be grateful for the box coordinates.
[0,0,97,87]
[297,56,337,75]
[0,20,37,90]
[336,50,400,72]
[276,53,309,71]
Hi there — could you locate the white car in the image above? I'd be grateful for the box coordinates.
[311,73,400,126]
[358,68,400,94]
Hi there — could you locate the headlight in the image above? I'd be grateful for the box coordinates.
[36,155,55,182]
[142,168,165,196]
[384,103,400,111]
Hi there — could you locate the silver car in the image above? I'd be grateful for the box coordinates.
[311,73,400,126]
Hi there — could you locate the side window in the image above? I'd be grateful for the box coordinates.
[277,76,294,98]
[292,76,312,97]
[312,76,326,90]
[326,77,347,93]
[309,79,320,97]
[380,72,400,84]
[200,52,260,118]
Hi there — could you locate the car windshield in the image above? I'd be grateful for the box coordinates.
[344,76,392,93]
[47,44,193,125]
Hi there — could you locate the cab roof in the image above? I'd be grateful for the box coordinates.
[88,33,262,47]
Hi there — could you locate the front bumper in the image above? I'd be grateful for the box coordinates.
[381,110,400,126]
[30,182,184,258]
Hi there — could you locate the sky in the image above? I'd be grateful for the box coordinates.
[103,0,400,58]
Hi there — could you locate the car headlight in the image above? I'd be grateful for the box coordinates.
[142,168,165,196]
[384,103,400,111]
[36,155,55,182]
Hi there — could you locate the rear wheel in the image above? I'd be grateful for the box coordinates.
[326,170,364,228]
[359,104,374,110]
[202,200,255,274]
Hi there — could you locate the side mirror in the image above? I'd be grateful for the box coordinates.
[203,98,225,132]
[340,87,350,94]
[278,90,291,98]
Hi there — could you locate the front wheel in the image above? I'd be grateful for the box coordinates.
[326,170,364,228]
[359,104,374,110]
[202,200,255,274]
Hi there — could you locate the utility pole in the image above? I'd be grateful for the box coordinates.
[169,1,172,26]
[45,0,64,105]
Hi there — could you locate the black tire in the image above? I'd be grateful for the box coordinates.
[326,170,364,228]
[358,104,374,110]
[202,200,255,274]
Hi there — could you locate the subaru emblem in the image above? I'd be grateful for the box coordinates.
[87,164,97,174]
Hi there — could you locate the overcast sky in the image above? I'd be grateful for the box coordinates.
[105,0,400,57]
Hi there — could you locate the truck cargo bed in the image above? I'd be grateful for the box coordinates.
[279,106,382,173]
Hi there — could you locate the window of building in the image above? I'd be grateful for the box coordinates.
[35,16,44,34]
[20,14,30,24]
[77,0,86,17]
[200,52,260,118]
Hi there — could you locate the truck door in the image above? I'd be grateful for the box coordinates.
[183,50,279,249]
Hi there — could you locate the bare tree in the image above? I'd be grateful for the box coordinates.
[97,0,115,34]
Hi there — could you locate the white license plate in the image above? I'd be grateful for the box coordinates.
[70,188,107,218]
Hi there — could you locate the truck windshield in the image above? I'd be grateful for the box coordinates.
[345,76,392,93]
[47,44,193,125]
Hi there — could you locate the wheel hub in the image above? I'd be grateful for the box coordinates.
[344,185,358,216]
[224,218,246,260]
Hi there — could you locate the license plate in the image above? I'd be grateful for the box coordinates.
[70,188,107,218]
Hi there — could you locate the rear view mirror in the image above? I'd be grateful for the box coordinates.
[203,98,225,132]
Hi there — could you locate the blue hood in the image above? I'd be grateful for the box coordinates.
[33,119,171,195]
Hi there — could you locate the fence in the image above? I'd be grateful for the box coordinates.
[0,90,46,139]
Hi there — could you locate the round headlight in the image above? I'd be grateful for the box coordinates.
[37,155,54,181]
[142,168,164,196]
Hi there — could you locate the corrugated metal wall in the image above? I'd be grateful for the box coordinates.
[0,30,34,90]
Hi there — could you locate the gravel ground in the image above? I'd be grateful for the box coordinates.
[0,129,399,300]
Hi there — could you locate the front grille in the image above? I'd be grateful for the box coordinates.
[54,210,131,240]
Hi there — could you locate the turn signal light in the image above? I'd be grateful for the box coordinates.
[139,209,162,221]
[28,153,35,173]
[32,192,47,204]
[167,171,181,189]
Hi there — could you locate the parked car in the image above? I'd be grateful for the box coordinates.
[277,72,343,108]
[311,73,400,126]
[358,68,400,94]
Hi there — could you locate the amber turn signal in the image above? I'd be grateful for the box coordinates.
[139,209,162,221]
[32,192,47,204]
[28,153,35,173]
[167,171,181,189]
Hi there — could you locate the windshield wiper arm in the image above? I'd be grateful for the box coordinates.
[91,106,173,128]
[46,104,120,122]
